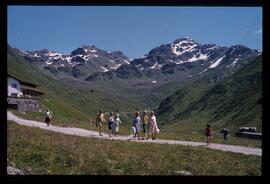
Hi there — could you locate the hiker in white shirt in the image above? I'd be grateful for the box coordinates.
[149,111,159,140]
[44,109,52,126]
[113,113,122,136]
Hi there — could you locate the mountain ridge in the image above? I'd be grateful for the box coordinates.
[13,37,261,79]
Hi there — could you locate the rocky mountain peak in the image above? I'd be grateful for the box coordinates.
[172,37,196,44]
[15,37,261,82]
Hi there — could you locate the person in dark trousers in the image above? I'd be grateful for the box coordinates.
[44,109,52,126]
[108,112,115,138]
[205,124,213,145]
[220,128,229,140]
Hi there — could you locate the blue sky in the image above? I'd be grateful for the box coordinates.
[8,6,262,59]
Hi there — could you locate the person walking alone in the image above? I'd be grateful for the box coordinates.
[205,124,213,145]
[44,109,53,126]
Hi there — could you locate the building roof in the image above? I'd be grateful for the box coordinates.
[20,85,44,94]
[8,73,44,95]
[8,73,39,87]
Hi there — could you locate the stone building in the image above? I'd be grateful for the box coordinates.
[7,74,44,111]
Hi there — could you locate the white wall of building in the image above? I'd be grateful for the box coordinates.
[8,77,22,97]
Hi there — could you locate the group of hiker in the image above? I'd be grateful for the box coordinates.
[44,109,229,144]
[132,110,160,140]
[95,109,160,140]
[96,110,123,138]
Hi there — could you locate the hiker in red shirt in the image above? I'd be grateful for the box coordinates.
[205,124,213,145]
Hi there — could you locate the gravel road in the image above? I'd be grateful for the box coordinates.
[7,111,261,156]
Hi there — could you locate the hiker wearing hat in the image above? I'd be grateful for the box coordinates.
[132,111,142,140]
[205,124,213,145]
[142,110,149,140]
[149,111,159,140]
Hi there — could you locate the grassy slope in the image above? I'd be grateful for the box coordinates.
[181,55,262,131]
[7,121,261,175]
[155,56,262,147]
[157,78,212,124]
[7,48,143,130]
[157,56,261,128]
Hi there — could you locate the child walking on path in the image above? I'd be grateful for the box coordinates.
[149,111,159,140]
[205,124,213,145]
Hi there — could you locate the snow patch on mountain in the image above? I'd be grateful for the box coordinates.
[45,61,53,65]
[175,61,184,64]
[188,53,208,62]
[150,62,162,69]
[199,55,226,75]
[33,53,41,58]
[83,54,98,60]
[199,68,209,75]
[111,64,121,70]
[89,49,97,53]
[123,59,130,64]
[71,62,80,67]
[100,66,109,72]
[46,52,61,57]
[171,41,198,56]
[20,50,28,55]
[205,45,219,51]
[65,56,72,63]
[231,58,240,66]
[209,56,226,68]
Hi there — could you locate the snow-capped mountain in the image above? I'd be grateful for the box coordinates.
[18,45,131,75]
[84,37,260,82]
[131,37,260,73]
[16,37,261,81]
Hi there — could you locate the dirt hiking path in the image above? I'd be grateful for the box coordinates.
[7,111,261,156]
